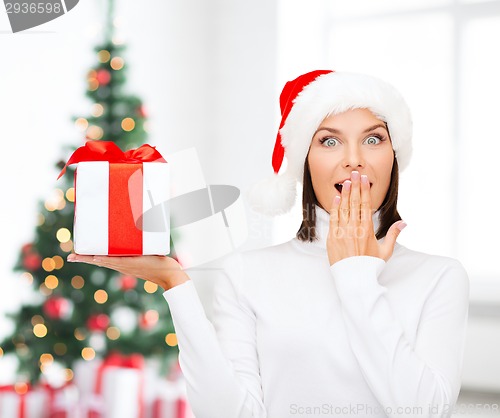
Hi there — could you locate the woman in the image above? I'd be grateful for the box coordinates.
[68,70,469,418]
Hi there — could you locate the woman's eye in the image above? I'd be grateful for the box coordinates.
[364,135,382,145]
[320,137,339,147]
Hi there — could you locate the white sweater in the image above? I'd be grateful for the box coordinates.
[163,205,469,418]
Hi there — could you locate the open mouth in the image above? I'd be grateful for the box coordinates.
[335,183,372,193]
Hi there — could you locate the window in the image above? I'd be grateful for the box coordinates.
[276,0,500,283]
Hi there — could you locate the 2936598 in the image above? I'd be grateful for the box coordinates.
[5,2,62,14]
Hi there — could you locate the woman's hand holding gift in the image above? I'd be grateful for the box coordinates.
[67,254,189,291]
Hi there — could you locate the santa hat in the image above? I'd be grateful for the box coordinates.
[246,70,413,216]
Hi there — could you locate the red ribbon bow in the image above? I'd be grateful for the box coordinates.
[57,140,166,180]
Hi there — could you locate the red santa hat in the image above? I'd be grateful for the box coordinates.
[246,70,413,216]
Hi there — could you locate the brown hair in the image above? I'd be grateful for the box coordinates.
[296,150,402,242]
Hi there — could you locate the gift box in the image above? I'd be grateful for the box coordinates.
[58,141,170,255]
[0,384,47,418]
[74,353,145,418]
[151,379,195,418]
[41,383,79,418]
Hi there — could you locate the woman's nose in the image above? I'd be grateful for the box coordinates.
[342,146,364,168]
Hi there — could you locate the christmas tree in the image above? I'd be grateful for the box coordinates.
[0,0,178,385]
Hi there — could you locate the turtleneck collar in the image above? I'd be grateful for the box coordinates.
[297,204,382,250]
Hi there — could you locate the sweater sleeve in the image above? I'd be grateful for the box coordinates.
[330,255,469,418]
[162,253,267,418]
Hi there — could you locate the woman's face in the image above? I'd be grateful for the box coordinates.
[307,108,394,213]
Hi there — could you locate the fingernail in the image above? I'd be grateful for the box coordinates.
[333,195,341,205]
[67,254,76,262]
[351,171,359,181]
[397,221,407,231]
[93,257,102,262]
[361,175,369,184]
[343,180,351,190]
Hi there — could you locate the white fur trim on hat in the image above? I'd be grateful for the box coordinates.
[247,71,413,216]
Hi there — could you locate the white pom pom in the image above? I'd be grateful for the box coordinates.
[245,172,297,216]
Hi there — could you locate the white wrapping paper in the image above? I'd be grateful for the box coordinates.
[0,388,47,418]
[73,359,143,418]
[73,161,170,255]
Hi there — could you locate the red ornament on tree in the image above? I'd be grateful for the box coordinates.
[139,310,159,330]
[43,297,72,320]
[22,253,42,271]
[96,69,111,86]
[21,242,42,271]
[21,243,34,254]
[137,105,147,118]
[118,275,137,291]
[87,314,110,332]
